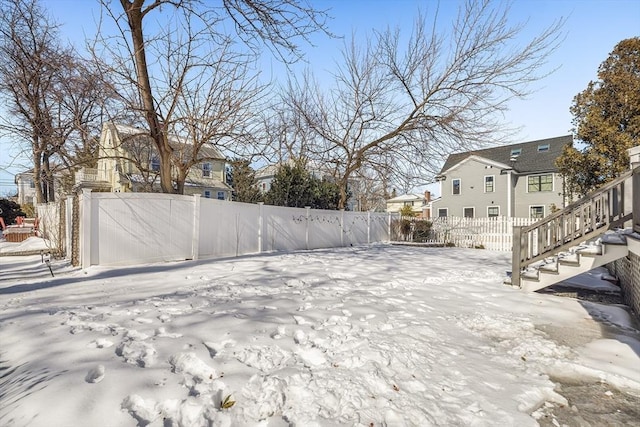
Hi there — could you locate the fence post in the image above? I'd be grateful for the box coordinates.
[80,188,92,269]
[340,209,345,246]
[305,206,310,250]
[367,211,371,244]
[388,212,392,242]
[634,169,640,233]
[66,195,73,260]
[258,202,264,253]
[191,195,201,260]
[511,226,522,288]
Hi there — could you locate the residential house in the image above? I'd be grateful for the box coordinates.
[15,169,65,206]
[431,135,572,219]
[14,170,37,206]
[86,122,232,200]
[254,163,280,194]
[386,191,432,218]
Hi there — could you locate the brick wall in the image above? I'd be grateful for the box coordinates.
[608,250,640,321]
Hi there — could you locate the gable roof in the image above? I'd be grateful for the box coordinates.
[106,123,225,161]
[438,135,572,175]
[386,193,424,203]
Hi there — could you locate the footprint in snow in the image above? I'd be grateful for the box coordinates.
[85,365,105,383]
[154,327,182,338]
[293,315,308,325]
[270,325,286,340]
[116,337,157,367]
[293,330,307,345]
[203,339,236,358]
[87,338,114,349]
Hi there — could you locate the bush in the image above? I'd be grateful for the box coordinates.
[412,220,432,242]
[21,203,35,218]
[0,199,26,225]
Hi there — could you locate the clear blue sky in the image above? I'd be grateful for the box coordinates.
[1,0,639,196]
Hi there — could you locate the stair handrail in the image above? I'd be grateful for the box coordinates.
[512,164,639,287]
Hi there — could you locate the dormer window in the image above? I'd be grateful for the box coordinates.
[537,144,550,152]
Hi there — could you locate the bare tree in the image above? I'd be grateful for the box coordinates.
[0,0,69,203]
[95,0,332,194]
[285,1,564,209]
[0,0,110,202]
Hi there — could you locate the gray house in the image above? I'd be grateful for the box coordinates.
[431,135,573,219]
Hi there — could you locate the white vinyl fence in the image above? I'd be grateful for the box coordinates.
[75,191,395,268]
[425,216,537,251]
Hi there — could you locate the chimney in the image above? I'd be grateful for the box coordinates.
[424,190,431,203]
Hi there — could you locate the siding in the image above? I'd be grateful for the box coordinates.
[432,158,508,218]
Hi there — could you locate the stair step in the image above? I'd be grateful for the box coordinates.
[538,263,559,274]
[576,245,603,257]
[558,252,580,266]
[522,270,539,281]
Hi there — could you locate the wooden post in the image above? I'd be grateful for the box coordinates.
[511,226,522,288]
[633,168,640,233]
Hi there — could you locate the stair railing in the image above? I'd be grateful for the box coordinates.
[512,165,639,288]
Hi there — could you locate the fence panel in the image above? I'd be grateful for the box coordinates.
[371,213,392,243]
[261,205,308,252]
[308,209,343,249]
[91,193,194,265]
[343,211,369,245]
[199,199,261,258]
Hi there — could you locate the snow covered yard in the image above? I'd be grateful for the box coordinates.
[0,245,639,427]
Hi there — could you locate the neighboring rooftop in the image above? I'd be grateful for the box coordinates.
[438,135,573,174]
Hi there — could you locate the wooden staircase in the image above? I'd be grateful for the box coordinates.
[510,165,640,291]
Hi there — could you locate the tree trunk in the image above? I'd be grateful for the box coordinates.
[122,0,175,193]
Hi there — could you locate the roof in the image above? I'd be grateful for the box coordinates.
[438,135,572,175]
[107,123,225,161]
[386,194,424,203]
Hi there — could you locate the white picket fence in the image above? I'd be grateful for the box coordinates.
[69,191,395,268]
[425,216,536,251]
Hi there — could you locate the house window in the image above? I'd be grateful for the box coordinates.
[487,206,499,218]
[29,180,35,188]
[463,207,475,218]
[537,144,550,152]
[438,208,448,217]
[202,162,211,178]
[528,174,553,192]
[452,178,461,195]
[204,190,211,198]
[510,148,522,157]
[404,201,414,206]
[484,175,494,193]
[530,205,545,219]
[217,191,225,200]
[150,157,160,172]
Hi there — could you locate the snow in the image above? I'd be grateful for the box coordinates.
[1,245,639,427]
[0,236,52,254]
